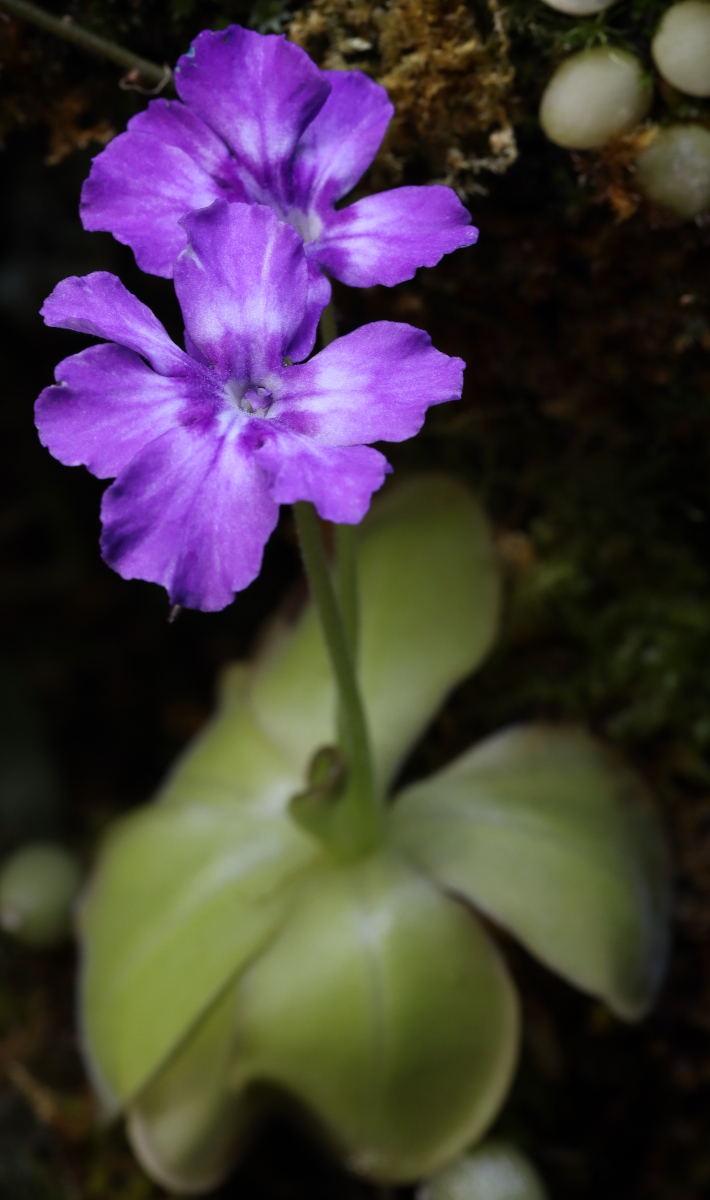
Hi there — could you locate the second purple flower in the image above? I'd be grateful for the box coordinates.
[80,26,478,345]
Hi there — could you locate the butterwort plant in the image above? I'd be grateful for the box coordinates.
[34,23,668,1195]
[77,477,669,1194]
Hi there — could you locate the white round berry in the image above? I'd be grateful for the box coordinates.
[652,1,710,97]
[635,124,710,217]
[540,47,651,149]
[540,0,615,14]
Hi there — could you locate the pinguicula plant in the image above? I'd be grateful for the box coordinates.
[33,24,670,1197]
[76,476,668,1193]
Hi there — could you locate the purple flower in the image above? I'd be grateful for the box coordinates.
[80,26,478,344]
[36,201,464,612]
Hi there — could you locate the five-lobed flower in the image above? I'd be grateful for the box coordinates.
[80,25,479,350]
[35,201,464,612]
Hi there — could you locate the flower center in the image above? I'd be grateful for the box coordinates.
[285,207,324,246]
[225,380,273,416]
[242,385,272,414]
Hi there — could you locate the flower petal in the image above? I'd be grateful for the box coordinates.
[251,424,389,523]
[292,70,393,213]
[100,422,278,611]
[41,272,188,375]
[315,185,479,287]
[289,258,332,366]
[128,98,240,179]
[81,115,232,277]
[35,344,206,479]
[269,321,463,445]
[174,201,310,379]
[174,27,330,209]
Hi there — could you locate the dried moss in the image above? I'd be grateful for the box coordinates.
[289,0,516,192]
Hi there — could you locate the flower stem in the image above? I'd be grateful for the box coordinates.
[0,0,171,89]
[335,524,359,655]
[317,301,360,655]
[293,501,380,857]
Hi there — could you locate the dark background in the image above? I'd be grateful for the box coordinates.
[1,1,710,1196]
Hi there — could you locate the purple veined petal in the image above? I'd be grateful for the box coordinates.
[174,201,310,381]
[250,422,390,524]
[174,27,330,209]
[35,343,212,479]
[128,99,240,180]
[268,321,464,445]
[80,129,231,278]
[184,329,211,368]
[288,257,332,365]
[292,70,393,214]
[100,421,279,612]
[315,185,479,287]
[41,273,189,376]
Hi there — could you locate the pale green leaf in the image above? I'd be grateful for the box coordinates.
[158,663,301,816]
[127,979,250,1195]
[78,801,319,1109]
[250,475,501,790]
[391,725,669,1019]
[233,850,519,1182]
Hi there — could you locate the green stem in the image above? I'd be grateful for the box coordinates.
[317,301,360,656]
[0,0,171,89]
[335,524,359,656]
[293,502,380,856]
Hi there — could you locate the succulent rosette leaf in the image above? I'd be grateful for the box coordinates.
[391,725,669,1020]
[78,477,669,1194]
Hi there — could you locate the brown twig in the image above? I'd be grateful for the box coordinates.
[0,0,171,89]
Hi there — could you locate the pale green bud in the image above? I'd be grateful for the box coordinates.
[635,124,710,218]
[652,1,710,97]
[540,48,651,149]
[422,1141,548,1200]
[0,843,82,947]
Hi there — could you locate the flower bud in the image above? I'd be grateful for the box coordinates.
[0,843,82,947]
[422,1141,548,1200]
[540,0,615,13]
[635,124,710,218]
[540,47,651,149]
[652,1,710,97]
